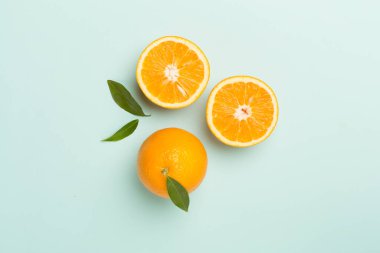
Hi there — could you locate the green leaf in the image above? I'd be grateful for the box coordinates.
[166,176,190,212]
[107,80,149,117]
[102,119,139,141]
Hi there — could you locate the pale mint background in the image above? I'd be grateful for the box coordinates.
[1,0,379,252]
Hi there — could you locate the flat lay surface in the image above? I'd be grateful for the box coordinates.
[1,0,379,252]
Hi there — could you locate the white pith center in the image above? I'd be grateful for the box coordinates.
[164,64,179,82]
[234,105,252,121]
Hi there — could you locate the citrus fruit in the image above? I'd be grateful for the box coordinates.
[137,128,207,198]
[206,76,279,147]
[136,36,210,109]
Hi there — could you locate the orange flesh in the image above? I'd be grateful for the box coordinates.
[141,41,205,103]
[212,82,275,143]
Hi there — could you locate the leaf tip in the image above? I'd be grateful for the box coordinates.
[107,80,118,89]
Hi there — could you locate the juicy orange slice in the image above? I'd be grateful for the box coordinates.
[136,36,210,109]
[206,76,279,147]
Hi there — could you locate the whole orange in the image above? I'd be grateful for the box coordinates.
[137,128,207,198]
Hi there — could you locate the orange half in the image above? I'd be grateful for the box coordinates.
[206,76,279,147]
[136,36,210,109]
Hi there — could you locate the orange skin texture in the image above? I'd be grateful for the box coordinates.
[138,128,207,198]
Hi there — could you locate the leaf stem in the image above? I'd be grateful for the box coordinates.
[161,168,168,177]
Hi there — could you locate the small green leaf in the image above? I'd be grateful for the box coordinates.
[102,119,139,141]
[166,176,190,212]
[107,80,149,117]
